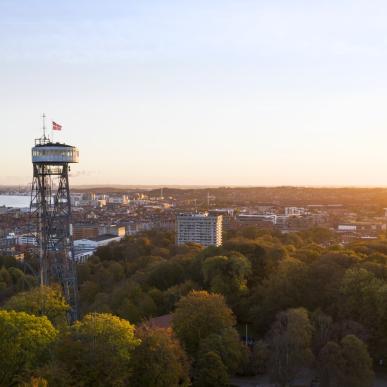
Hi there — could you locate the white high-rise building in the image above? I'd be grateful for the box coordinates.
[176,213,223,247]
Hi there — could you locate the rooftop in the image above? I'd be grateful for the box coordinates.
[92,234,119,242]
[34,142,73,148]
[177,212,221,218]
[142,314,172,329]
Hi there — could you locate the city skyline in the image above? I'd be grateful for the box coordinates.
[2,0,387,186]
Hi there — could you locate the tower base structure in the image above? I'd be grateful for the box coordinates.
[31,136,79,322]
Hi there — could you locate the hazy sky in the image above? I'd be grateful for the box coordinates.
[1,0,387,186]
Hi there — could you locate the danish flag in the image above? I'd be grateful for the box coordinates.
[52,121,62,131]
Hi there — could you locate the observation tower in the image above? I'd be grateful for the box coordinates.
[30,117,79,322]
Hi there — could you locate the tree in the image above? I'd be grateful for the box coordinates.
[198,328,243,374]
[340,268,387,326]
[240,226,260,240]
[0,310,57,386]
[20,376,49,387]
[311,309,333,356]
[339,268,387,356]
[161,280,199,315]
[318,335,374,387]
[318,341,344,387]
[172,290,236,356]
[202,254,251,298]
[251,340,270,375]
[147,260,185,290]
[4,286,70,326]
[301,227,337,244]
[238,340,270,376]
[194,351,229,387]
[249,258,309,333]
[0,264,36,301]
[52,313,140,386]
[340,335,374,387]
[130,327,190,387]
[268,308,313,387]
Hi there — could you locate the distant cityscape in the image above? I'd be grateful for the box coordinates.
[2,186,387,263]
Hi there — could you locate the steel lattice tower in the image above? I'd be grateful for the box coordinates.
[31,124,80,322]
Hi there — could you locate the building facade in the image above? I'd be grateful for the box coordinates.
[73,234,122,251]
[176,213,222,247]
[73,224,100,240]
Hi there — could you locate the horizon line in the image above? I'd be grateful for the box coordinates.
[5,184,387,190]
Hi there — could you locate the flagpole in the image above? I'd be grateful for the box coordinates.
[42,113,46,139]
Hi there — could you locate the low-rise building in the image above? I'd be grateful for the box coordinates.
[74,234,122,251]
[74,249,95,263]
[337,222,386,242]
[73,224,99,240]
[99,224,126,237]
[237,214,276,229]
[285,207,307,216]
[17,234,38,246]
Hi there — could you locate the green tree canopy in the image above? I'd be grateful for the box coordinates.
[318,335,374,387]
[52,313,140,386]
[147,260,185,290]
[268,308,314,387]
[318,341,344,387]
[193,351,229,387]
[340,268,387,330]
[0,310,57,386]
[172,290,236,356]
[4,286,70,326]
[202,254,251,298]
[340,335,374,387]
[249,258,309,333]
[130,327,190,387]
[198,328,243,374]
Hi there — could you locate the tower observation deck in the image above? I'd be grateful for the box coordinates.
[31,134,79,322]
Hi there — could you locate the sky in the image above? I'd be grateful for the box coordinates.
[1,0,387,187]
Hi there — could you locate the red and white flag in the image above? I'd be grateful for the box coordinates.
[52,121,62,131]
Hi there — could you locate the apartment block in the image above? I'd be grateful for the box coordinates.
[176,213,222,247]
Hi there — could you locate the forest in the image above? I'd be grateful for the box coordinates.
[0,226,385,386]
